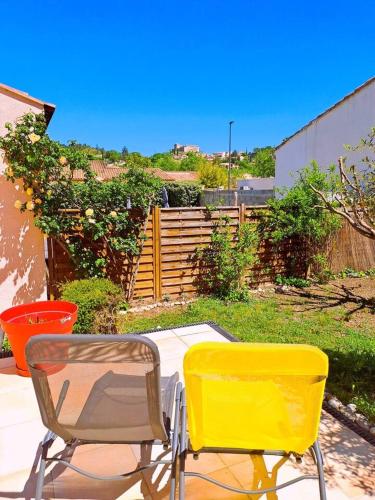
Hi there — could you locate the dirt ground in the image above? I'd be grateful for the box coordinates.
[268,277,375,330]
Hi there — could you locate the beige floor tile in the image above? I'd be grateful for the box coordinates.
[218,453,251,468]
[182,466,251,499]
[180,330,230,347]
[0,386,40,427]
[185,452,227,475]
[156,337,188,361]
[172,324,215,336]
[0,418,46,477]
[143,330,176,342]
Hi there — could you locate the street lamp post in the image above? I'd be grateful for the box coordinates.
[228,120,234,193]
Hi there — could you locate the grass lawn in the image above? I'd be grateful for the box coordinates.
[119,279,375,423]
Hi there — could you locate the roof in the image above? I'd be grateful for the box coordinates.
[72,160,126,181]
[275,76,375,151]
[73,160,199,183]
[0,83,56,124]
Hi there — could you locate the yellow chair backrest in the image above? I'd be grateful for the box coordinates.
[183,342,328,455]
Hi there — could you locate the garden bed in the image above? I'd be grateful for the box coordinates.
[119,277,375,424]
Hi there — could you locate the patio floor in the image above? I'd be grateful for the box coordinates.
[0,323,374,499]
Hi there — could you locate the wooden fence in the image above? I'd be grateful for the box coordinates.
[47,205,375,302]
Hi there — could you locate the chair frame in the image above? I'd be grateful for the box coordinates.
[28,336,183,500]
[177,387,327,500]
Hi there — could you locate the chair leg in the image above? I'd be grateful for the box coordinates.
[178,451,186,500]
[313,441,327,500]
[35,456,46,500]
[170,382,182,500]
[178,388,187,500]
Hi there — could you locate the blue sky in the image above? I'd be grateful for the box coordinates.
[2,0,374,155]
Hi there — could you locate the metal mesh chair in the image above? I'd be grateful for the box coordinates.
[26,334,181,500]
[179,342,329,499]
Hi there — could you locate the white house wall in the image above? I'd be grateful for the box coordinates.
[275,79,375,188]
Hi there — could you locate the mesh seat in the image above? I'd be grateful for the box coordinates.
[27,334,173,443]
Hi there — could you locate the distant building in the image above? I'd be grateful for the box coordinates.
[212,151,227,159]
[275,77,375,188]
[174,143,200,154]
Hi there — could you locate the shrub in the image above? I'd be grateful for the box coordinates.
[165,183,202,207]
[195,216,258,301]
[275,275,311,288]
[60,278,126,334]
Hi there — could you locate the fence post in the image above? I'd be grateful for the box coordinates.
[239,203,246,224]
[153,206,162,301]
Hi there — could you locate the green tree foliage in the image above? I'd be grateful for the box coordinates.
[198,161,227,188]
[150,152,180,171]
[180,152,206,171]
[125,152,152,168]
[250,146,275,177]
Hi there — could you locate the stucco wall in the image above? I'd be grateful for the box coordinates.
[275,80,375,188]
[0,93,48,312]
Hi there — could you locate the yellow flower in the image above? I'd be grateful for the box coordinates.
[6,167,13,177]
[109,210,117,217]
[85,208,94,217]
[14,200,22,209]
[26,187,33,196]
[28,133,41,144]
[46,190,52,197]
[35,198,42,204]
[59,156,67,165]
[26,201,35,211]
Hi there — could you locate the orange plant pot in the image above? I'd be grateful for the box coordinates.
[0,301,78,377]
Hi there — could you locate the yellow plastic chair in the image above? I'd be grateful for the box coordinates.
[179,342,328,499]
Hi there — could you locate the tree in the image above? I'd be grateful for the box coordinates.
[198,161,227,188]
[250,146,275,177]
[121,146,129,159]
[150,152,179,171]
[310,129,375,239]
[125,152,152,169]
[105,149,122,163]
[180,152,206,171]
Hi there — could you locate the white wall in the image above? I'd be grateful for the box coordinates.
[275,79,375,188]
[0,92,48,312]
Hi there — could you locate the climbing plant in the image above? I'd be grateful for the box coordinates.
[0,113,162,290]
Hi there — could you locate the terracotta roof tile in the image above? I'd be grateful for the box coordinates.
[73,160,199,183]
